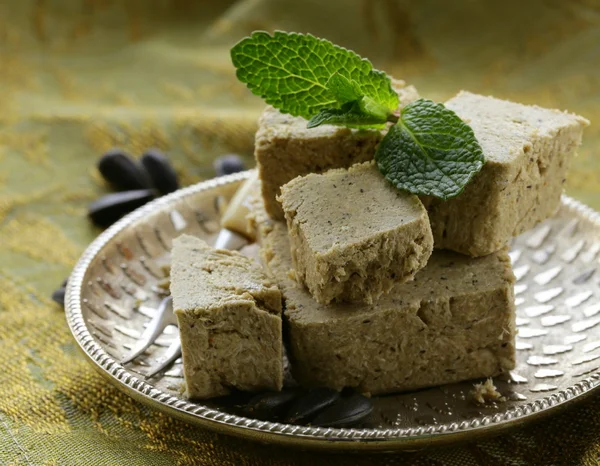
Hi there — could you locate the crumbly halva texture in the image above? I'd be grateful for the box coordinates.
[256,79,420,220]
[170,234,283,399]
[249,196,516,395]
[278,162,433,304]
[422,91,589,257]
[471,378,505,404]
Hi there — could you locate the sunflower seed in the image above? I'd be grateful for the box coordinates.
[214,154,246,177]
[285,387,340,424]
[88,189,155,227]
[98,149,152,191]
[141,149,180,195]
[244,389,302,420]
[51,287,66,307]
[209,390,254,410]
[311,393,374,427]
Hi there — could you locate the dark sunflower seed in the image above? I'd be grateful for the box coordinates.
[244,389,302,421]
[88,189,155,227]
[51,287,66,307]
[141,149,180,195]
[311,393,374,427]
[206,390,254,413]
[285,387,340,424]
[98,149,152,191]
[213,154,246,177]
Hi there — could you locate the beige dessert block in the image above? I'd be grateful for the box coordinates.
[423,91,589,257]
[250,198,516,396]
[256,80,420,220]
[170,234,283,399]
[278,162,433,305]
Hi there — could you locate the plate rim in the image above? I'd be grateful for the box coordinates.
[65,171,600,450]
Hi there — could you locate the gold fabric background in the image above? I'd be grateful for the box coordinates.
[1,1,599,464]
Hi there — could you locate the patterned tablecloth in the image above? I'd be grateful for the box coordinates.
[1,1,599,464]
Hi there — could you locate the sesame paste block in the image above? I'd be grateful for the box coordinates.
[256,80,420,220]
[424,91,589,257]
[170,234,283,399]
[278,162,433,305]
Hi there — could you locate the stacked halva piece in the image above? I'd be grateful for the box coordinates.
[171,79,588,399]
[247,82,588,395]
[171,235,284,399]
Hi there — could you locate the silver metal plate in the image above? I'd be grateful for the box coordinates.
[65,171,600,451]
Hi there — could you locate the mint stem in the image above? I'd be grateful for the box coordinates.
[387,113,399,124]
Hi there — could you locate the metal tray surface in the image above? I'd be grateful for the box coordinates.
[65,171,600,451]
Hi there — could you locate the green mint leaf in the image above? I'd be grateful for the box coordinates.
[326,73,362,104]
[358,95,390,122]
[307,75,391,128]
[375,99,485,200]
[230,31,399,119]
[307,100,387,129]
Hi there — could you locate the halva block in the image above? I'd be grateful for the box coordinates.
[424,91,589,256]
[256,80,420,220]
[278,162,433,304]
[170,234,283,399]
[251,199,516,395]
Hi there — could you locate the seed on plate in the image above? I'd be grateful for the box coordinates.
[285,387,340,424]
[211,390,254,410]
[51,287,66,307]
[214,154,246,177]
[244,389,302,420]
[311,393,374,427]
[88,189,155,227]
[141,149,180,195]
[98,149,152,191]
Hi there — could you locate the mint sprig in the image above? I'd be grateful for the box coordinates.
[230,31,485,200]
[375,99,485,199]
[230,31,398,128]
[307,101,388,129]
